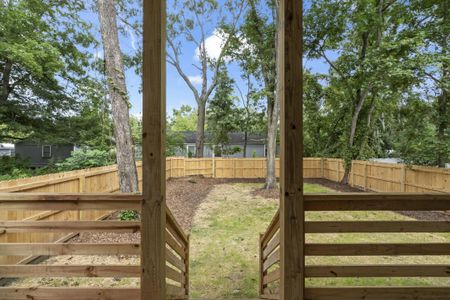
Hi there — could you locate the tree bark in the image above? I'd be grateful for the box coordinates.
[265,94,279,188]
[196,103,206,157]
[1,60,12,103]
[97,0,138,193]
[243,131,248,157]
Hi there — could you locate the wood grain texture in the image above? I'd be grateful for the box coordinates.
[278,0,304,299]
[141,0,166,297]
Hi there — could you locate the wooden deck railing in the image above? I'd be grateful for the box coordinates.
[260,193,450,300]
[0,193,189,300]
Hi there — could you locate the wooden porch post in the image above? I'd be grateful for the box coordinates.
[141,0,166,298]
[279,0,304,299]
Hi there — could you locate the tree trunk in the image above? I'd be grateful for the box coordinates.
[1,60,12,103]
[265,93,279,189]
[97,0,138,193]
[196,102,206,157]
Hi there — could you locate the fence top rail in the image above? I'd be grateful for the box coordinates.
[304,193,450,200]
[261,210,280,246]
[0,193,143,201]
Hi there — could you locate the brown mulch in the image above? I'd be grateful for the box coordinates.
[72,177,265,243]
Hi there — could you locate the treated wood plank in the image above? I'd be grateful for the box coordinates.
[261,294,280,300]
[263,248,280,272]
[166,229,186,259]
[167,207,188,244]
[263,231,280,258]
[263,268,281,285]
[304,287,450,300]
[0,221,140,233]
[166,265,184,285]
[0,265,140,277]
[305,265,450,277]
[0,243,140,256]
[305,243,450,256]
[261,211,280,248]
[305,221,450,233]
[304,193,450,211]
[0,288,140,300]
[278,1,304,300]
[166,283,186,299]
[166,247,186,272]
[141,0,166,298]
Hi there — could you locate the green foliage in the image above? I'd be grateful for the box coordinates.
[169,105,197,132]
[207,68,240,155]
[0,0,97,142]
[119,210,139,221]
[55,149,115,172]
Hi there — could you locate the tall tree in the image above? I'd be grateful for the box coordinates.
[305,0,417,183]
[240,0,278,188]
[166,0,245,157]
[97,0,138,193]
[207,67,239,156]
[0,0,95,141]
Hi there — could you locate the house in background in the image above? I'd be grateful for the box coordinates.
[14,141,76,168]
[178,131,279,158]
[0,143,15,157]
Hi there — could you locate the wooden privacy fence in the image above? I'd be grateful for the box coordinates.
[260,193,450,300]
[0,193,189,300]
[0,157,448,264]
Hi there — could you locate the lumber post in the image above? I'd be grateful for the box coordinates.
[141,0,166,298]
[185,234,190,297]
[400,164,406,192]
[364,161,368,191]
[279,0,305,298]
[259,233,264,296]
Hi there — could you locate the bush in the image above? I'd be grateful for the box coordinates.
[119,210,139,220]
[56,149,115,172]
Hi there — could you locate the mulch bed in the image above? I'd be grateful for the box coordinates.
[72,177,265,243]
[71,176,450,244]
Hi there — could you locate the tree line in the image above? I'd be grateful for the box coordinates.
[0,0,448,190]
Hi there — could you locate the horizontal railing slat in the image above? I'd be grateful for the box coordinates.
[0,221,140,233]
[263,248,280,272]
[0,243,140,256]
[304,193,450,211]
[306,243,450,256]
[305,265,450,277]
[166,247,186,273]
[0,265,140,277]
[305,221,450,233]
[305,287,450,300]
[263,268,281,285]
[0,288,140,300]
[263,231,280,258]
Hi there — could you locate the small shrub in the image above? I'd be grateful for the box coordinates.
[119,210,139,220]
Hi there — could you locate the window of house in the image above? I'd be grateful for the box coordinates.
[42,145,52,158]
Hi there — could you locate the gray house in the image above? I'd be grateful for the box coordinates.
[179,132,279,158]
[15,141,75,168]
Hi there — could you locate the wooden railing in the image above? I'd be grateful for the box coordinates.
[0,193,189,300]
[260,193,450,300]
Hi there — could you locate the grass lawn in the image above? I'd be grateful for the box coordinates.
[189,182,450,298]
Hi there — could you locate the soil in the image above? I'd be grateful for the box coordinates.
[72,176,265,244]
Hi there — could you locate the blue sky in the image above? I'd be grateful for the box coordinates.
[83,0,330,117]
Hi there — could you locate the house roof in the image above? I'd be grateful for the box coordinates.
[181,131,266,145]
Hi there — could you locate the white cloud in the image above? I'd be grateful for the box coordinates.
[125,26,137,51]
[94,50,104,60]
[187,75,203,85]
[195,29,229,62]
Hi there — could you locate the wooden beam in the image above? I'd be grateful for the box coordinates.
[141,0,166,297]
[278,0,304,299]
[0,288,140,300]
[0,243,140,256]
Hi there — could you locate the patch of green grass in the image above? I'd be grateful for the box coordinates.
[189,182,450,298]
[189,183,330,298]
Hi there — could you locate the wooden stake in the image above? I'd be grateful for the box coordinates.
[279,0,305,298]
[141,0,166,298]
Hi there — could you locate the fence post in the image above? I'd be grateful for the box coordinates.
[320,158,324,178]
[259,233,264,296]
[364,161,368,191]
[212,156,215,178]
[351,160,355,187]
[185,234,190,298]
[183,157,186,177]
[336,160,340,182]
[400,164,406,192]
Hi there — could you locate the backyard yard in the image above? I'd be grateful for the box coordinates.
[3,177,450,298]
